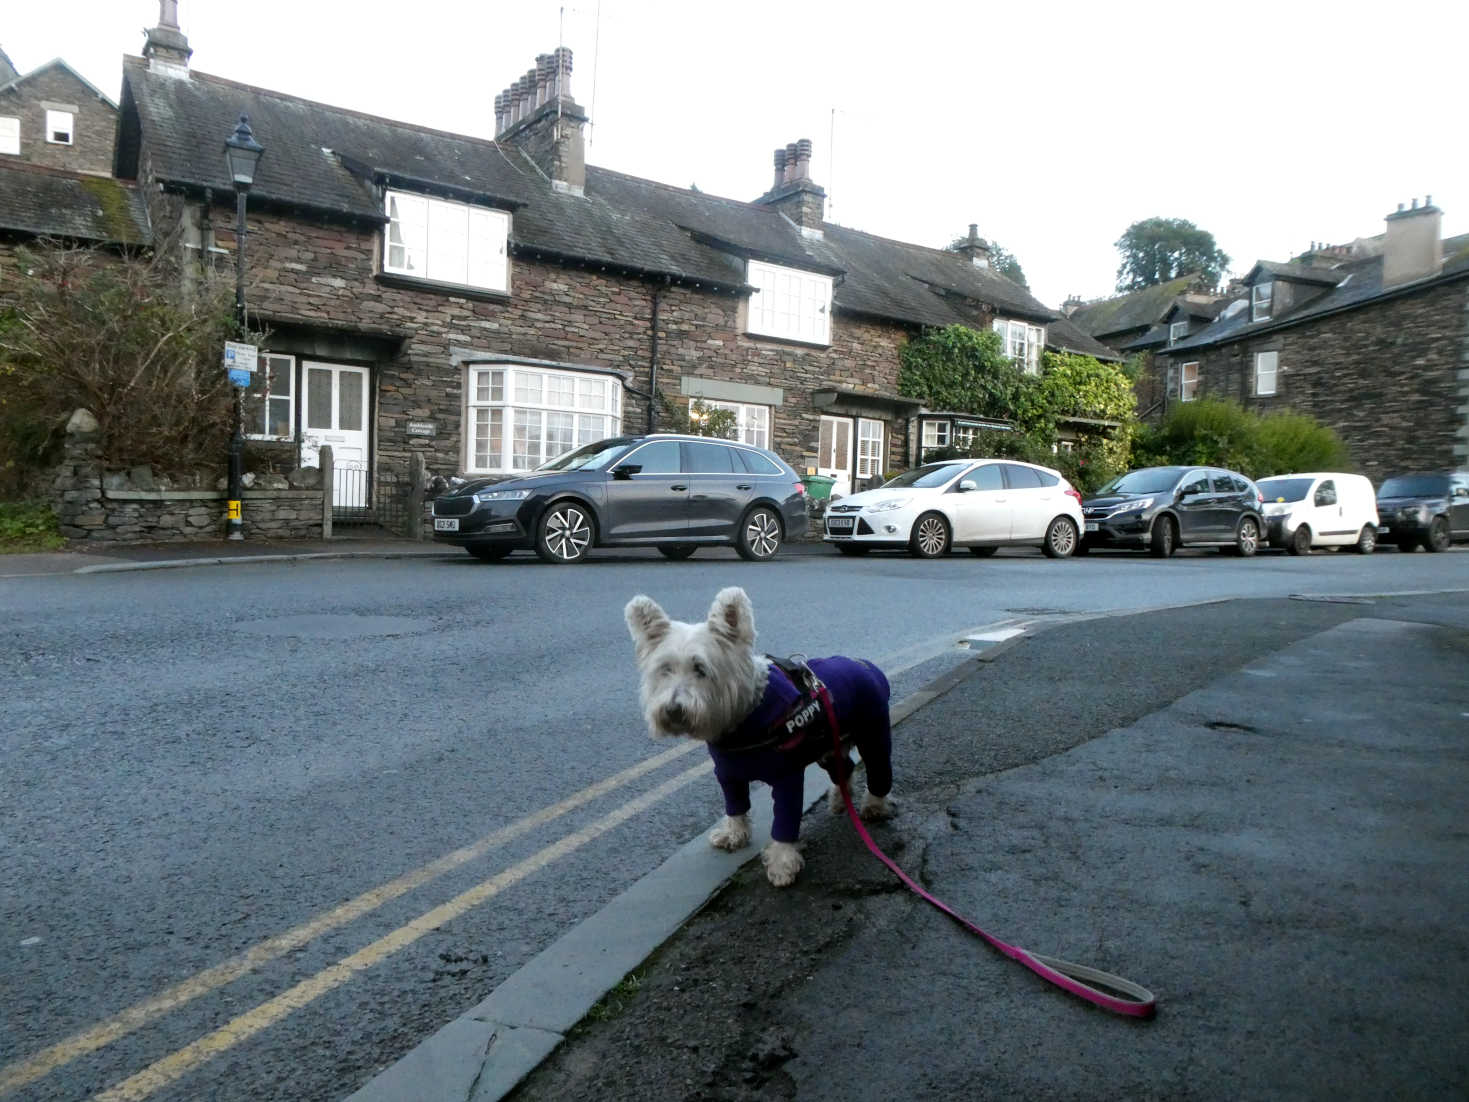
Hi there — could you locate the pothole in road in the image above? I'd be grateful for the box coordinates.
[235,613,433,638]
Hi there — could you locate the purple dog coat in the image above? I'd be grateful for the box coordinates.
[707,656,892,843]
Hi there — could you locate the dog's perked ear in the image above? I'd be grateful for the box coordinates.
[624,595,671,657]
[706,586,756,648]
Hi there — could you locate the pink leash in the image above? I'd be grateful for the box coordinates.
[814,679,1157,1019]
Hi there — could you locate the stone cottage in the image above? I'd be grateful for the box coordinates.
[106,2,1088,514]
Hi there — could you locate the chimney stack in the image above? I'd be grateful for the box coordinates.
[955,223,991,268]
[1382,196,1443,288]
[494,48,588,196]
[757,137,826,231]
[143,0,192,78]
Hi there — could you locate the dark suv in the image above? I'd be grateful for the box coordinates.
[1376,472,1469,552]
[1080,466,1265,557]
[430,434,808,563]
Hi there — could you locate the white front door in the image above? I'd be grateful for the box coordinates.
[818,415,853,498]
[300,362,371,508]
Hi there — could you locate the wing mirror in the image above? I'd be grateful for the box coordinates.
[611,464,642,480]
[958,479,978,493]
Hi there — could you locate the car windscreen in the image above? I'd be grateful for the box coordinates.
[1379,476,1449,497]
[883,463,966,489]
[1097,468,1182,495]
[1257,477,1313,503]
[537,439,632,472]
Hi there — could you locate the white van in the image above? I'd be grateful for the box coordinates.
[1257,472,1380,554]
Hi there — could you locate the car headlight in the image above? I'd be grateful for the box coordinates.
[473,488,532,504]
[866,498,911,512]
[1107,497,1153,517]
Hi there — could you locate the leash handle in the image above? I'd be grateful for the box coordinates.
[809,678,1157,1020]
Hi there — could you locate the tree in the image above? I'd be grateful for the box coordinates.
[945,237,1028,287]
[1114,217,1230,292]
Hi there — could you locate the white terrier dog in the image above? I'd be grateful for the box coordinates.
[624,586,894,887]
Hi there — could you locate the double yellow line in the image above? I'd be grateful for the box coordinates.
[0,742,706,1100]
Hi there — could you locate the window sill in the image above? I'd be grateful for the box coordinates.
[376,272,510,303]
[744,331,831,351]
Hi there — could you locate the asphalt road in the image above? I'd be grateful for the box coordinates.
[2,544,1465,1101]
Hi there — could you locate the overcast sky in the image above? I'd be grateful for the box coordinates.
[5,0,1465,309]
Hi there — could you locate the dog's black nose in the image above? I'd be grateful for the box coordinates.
[664,702,688,726]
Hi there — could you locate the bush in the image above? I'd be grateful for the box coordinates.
[1135,399,1353,478]
[0,501,65,552]
[0,240,250,490]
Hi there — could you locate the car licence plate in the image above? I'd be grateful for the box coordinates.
[434,518,459,532]
[826,517,855,532]
[1377,525,1389,535]
[1085,521,1099,533]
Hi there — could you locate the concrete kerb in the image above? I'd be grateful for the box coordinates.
[71,549,454,574]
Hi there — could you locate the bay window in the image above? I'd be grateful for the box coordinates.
[467,364,621,474]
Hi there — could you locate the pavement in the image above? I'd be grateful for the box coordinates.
[342,590,1469,1102]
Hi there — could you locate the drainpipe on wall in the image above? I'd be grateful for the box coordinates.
[646,280,666,433]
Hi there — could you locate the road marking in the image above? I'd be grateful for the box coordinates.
[92,760,714,1102]
[0,742,698,1098]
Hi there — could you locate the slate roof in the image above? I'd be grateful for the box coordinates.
[116,58,1058,330]
[1069,275,1199,340]
[1246,259,1342,286]
[0,161,150,244]
[1045,314,1124,362]
[1167,233,1469,353]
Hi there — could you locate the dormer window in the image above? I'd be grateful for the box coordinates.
[1169,320,1188,345]
[745,260,832,345]
[45,110,73,145]
[1251,282,1273,322]
[992,318,1044,375]
[383,190,509,293]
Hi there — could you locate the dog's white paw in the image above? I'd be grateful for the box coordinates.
[761,840,804,887]
[827,784,847,815]
[859,791,896,821]
[709,813,752,851]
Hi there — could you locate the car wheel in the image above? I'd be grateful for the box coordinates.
[1042,516,1079,559]
[834,544,870,556]
[909,512,951,558]
[736,506,782,561]
[1425,516,1450,552]
[1353,525,1377,554]
[658,544,697,560]
[535,500,594,564]
[968,546,998,557]
[468,544,512,562]
[1148,515,1176,558]
[1234,516,1261,558]
[1288,524,1312,556]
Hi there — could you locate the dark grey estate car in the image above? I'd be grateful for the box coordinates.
[1081,465,1266,557]
[430,434,808,563]
[1376,472,1469,552]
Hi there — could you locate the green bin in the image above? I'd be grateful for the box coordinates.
[802,474,836,501]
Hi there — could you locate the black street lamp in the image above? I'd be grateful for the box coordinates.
[223,113,263,540]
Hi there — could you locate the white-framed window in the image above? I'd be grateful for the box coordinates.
[384,190,509,293]
[1180,361,1200,402]
[953,422,978,450]
[0,117,18,156]
[1169,320,1188,345]
[921,421,950,450]
[1254,351,1279,396]
[746,259,832,345]
[1251,282,1273,322]
[243,353,296,439]
[992,318,1044,375]
[699,399,770,449]
[44,110,73,145]
[856,418,884,479]
[466,364,621,474]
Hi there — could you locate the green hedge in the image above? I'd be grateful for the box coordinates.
[0,501,65,553]
[1134,399,1352,478]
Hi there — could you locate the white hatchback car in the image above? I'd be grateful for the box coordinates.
[823,458,1086,558]
[1256,472,1380,554]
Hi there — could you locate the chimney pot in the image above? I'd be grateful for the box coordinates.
[784,142,799,184]
[772,148,787,190]
[553,47,574,98]
[1426,194,1432,207]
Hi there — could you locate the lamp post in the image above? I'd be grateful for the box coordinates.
[223,114,263,540]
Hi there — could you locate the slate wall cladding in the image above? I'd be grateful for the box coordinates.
[0,66,116,176]
[207,203,915,481]
[1152,280,1469,483]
